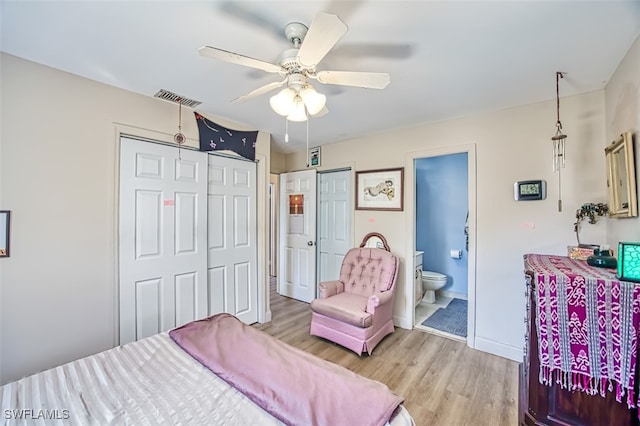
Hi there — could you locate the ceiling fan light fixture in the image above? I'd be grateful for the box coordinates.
[199,10,392,135]
[269,88,295,116]
[287,98,307,122]
[300,85,326,116]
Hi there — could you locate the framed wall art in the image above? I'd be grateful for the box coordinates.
[355,168,404,211]
[0,210,10,257]
[308,146,321,167]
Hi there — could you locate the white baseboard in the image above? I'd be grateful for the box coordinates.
[474,337,523,362]
[393,315,412,330]
[259,310,272,324]
[437,290,468,300]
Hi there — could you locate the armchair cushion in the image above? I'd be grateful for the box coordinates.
[311,293,373,328]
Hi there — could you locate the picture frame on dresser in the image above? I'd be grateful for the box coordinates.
[0,210,10,257]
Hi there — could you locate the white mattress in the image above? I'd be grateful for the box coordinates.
[1,333,414,426]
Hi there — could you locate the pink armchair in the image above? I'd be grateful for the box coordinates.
[310,234,400,356]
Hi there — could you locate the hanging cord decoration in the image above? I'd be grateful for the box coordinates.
[551,71,567,212]
[174,98,186,160]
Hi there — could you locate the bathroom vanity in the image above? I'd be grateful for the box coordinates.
[519,254,640,426]
[414,251,423,307]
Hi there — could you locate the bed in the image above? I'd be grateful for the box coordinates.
[1,314,414,425]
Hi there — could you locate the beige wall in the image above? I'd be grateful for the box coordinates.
[605,35,640,246]
[287,89,608,360]
[270,148,287,174]
[0,53,271,384]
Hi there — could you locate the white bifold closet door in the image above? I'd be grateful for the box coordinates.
[119,138,258,345]
[206,154,257,325]
[317,170,352,284]
[119,137,208,345]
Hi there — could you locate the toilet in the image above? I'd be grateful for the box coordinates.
[421,270,447,303]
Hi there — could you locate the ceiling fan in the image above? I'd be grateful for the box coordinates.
[198,11,391,122]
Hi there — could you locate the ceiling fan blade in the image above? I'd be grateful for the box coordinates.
[330,43,414,60]
[297,12,348,68]
[326,0,363,23]
[217,1,284,39]
[316,71,390,89]
[198,46,282,73]
[310,105,328,117]
[231,79,287,103]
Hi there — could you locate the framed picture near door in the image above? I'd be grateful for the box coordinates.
[0,210,10,257]
[355,168,404,211]
[308,146,321,167]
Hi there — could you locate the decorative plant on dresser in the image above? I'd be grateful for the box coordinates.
[573,202,608,245]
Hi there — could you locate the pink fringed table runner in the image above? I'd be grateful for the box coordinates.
[525,254,640,409]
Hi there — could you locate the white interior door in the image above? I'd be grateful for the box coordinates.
[279,169,317,303]
[207,154,257,324]
[119,137,208,344]
[269,174,279,277]
[318,170,352,285]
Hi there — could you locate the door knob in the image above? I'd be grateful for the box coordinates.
[307,241,315,246]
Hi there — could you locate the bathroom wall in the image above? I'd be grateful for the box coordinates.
[416,153,469,296]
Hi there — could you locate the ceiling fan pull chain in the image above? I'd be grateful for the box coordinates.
[306,114,309,168]
[285,117,289,143]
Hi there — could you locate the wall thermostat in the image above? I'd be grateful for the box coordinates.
[514,180,546,201]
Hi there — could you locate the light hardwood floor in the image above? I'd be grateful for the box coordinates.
[253,281,519,426]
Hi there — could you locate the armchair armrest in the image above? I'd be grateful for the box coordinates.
[318,280,345,299]
[366,290,394,314]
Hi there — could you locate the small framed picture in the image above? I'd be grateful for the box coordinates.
[0,210,10,257]
[355,168,404,211]
[308,146,320,167]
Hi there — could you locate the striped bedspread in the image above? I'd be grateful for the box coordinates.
[1,332,414,425]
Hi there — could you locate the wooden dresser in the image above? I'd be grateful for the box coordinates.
[519,254,640,426]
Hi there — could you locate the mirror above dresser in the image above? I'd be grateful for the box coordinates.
[605,131,638,218]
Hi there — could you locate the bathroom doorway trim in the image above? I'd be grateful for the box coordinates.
[404,143,477,349]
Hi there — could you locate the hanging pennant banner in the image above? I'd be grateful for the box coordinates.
[195,112,258,161]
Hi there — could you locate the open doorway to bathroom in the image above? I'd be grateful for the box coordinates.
[414,152,469,342]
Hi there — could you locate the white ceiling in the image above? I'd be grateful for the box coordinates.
[1,1,639,154]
